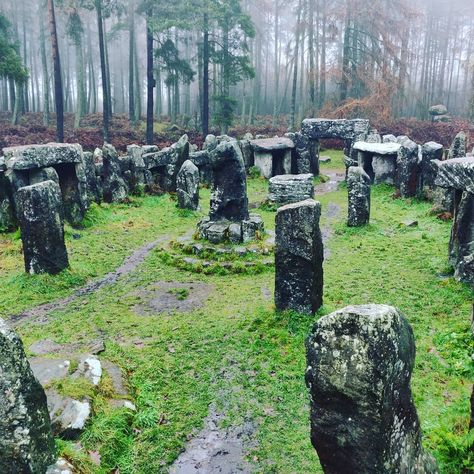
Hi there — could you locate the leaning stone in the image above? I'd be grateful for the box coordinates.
[397,138,419,197]
[347,167,371,226]
[177,160,200,210]
[209,141,249,222]
[275,199,323,315]
[0,319,56,472]
[16,181,69,275]
[268,174,314,205]
[305,304,439,474]
[102,144,128,203]
[448,131,466,159]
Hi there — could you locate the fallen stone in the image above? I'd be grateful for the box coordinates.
[275,199,323,315]
[305,304,439,474]
[29,358,70,386]
[16,181,69,275]
[0,319,56,472]
[347,167,370,227]
[73,355,102,386]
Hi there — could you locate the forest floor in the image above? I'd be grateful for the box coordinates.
[0,151,473,473]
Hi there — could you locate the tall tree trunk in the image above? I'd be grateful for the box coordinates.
[128,0,136,123]
[39,0,50,125]
[202,12,210,136]
[318,0,327,108]
[96,0,110,142]
[272,0,279,127]
[290,0,302,131]
[47,0,64,142]
[146,7,154,144]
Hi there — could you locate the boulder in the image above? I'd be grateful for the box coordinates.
[16,181,69,275]
[268,174,314,205]
[209,141,249,222]
[305,305,439,474]
[0,319,56,472]
[102,144,128,203]
[429,104,448,116]
[275,199,323,315]
[347,167,370,226]
[177,160,200,210]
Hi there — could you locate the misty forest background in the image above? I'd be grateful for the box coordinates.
[1,0,474,149]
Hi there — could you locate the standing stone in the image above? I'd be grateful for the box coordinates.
[448,131,466,159]
[275,199,323,315]
[420,142,443,196]
[177,160,200,210]
[209,141,249,222]
[397,138,419,198]
[16,181,69,275]
[239,137,254,170]
[82,152,102,204]
[0,164,15,231]
[102,144,128,203]
[294,132,316,175]
[0,319,56,473]
[347,166,370,227]
[305,305,439,474]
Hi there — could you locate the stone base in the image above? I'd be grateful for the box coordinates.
[197,214,265,244]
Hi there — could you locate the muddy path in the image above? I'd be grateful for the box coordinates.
[7,235,170,326]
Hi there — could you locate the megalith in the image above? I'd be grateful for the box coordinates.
[0,319,56,473]
[397,137,419,198]
[275,199,324,315]
[102,144,128,203]
[16,181,69,275]
[177,160,200,210]
[347,166,371,227]
[305,304,439,474]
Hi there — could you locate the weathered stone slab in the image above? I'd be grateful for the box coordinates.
[177,160,200,210]
[353,141,401,155]
[347,167,370,226]
[0,319,56,472]
[254,152,273,178]
[397,138,419,197]
[301,118,370,140]
[434,157,474,193]
[268,174,314,204]
[421,142,443,192]
[305,305,439,474]
[209,141,249,222]
[16,181,69,275]
[275,199,323,315]
[250,137,295,152]
[3,143,82,170]
[30,167,60,186]
[373,155,396,185]
[294,132,318,175]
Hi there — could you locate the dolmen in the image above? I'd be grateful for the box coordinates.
[275,199,324,315]
[268,174,314,205]
[197,141,264,244]
[353,141,400,185]
[250,137,295,178]
[306,304,439,473]
[435,157,474,284]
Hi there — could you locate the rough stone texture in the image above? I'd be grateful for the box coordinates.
[397,138,419,197]
[16,181,69,275]
[126,144,148,190]
[209,141,249,222]
[250,137,295,152]
[366,132,382,143]
[82,151,102,204]
[3,143,82,170]
[347,167,371,227]
[29,167,60,186]
[383,134,397,143]
[251,138,295,178]
[254,152,273,178]
[268,174,314,204]
[429,104,448,116]
[242,214,265,243]
[177,160,200,210]
[0,171,15,231]
[190,150,213,186]
[420,142,443,193]
[203,134,218,152]
[239,138,254,169]
[275,199,323,315]
[0,319,56,473]
[434,157,474,193]
[305,305,439,474]
[301,118,370,140]
[449,191,474,284]
[372,155,397,185]
[448,131,467,159]
[353,142,401,155]
[102,144,128,203]
[294,132,318,175]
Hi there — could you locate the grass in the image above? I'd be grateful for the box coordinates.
[1,149,472,473]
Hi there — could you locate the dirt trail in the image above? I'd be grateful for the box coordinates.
[7,235,170,326]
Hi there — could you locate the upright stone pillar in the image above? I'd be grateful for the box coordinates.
[0,319,56,472]
[16,181,69,275]
[347,166,370,226]
[397,138,419,198]
[306,305,439,474]
[275,199,324,315]
[177,160,200,210]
